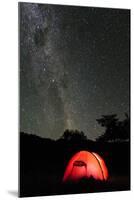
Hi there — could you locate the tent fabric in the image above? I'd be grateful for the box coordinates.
[63,150,108,182]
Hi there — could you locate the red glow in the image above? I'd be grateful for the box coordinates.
[63,151,108,182]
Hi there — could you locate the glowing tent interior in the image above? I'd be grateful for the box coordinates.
[63,150,108,182]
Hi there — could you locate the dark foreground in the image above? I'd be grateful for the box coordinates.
[19,132,130,197]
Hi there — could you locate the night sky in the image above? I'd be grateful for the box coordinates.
[20,3,130,140]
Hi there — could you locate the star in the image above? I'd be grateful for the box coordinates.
[20,3,130,140]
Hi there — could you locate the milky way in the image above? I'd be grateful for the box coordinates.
[20,3,130,140]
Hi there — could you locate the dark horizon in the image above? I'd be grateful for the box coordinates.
[20,112,130,144]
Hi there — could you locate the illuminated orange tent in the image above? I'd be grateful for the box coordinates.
[63,150,108,182]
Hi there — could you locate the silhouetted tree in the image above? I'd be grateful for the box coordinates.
[96,113,130,142]
[61,129,72,140]
[61,129,87,141]
[96,114,119,141]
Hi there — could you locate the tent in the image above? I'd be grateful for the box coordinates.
[63,150,108,182]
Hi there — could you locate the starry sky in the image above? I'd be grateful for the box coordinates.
[20,3,130,140]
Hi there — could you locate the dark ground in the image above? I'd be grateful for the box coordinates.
[19,132,130,197]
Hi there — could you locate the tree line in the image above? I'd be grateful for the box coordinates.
[60,113,130,142]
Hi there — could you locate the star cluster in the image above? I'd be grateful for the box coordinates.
[20,3,130,140]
